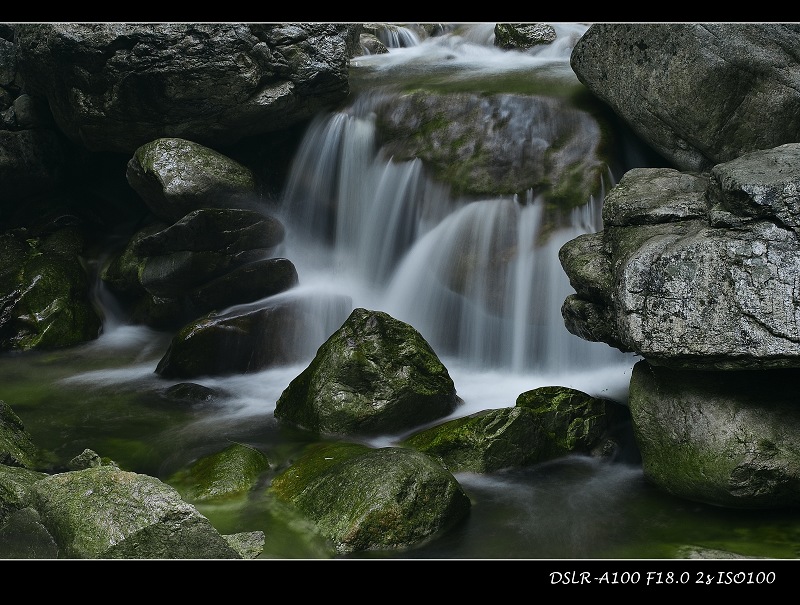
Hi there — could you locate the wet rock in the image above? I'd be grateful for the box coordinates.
[274,307,462,436]
[269,441,471,554]
[31,466,243,559]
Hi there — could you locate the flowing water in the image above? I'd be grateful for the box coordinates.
[2,23,800,561]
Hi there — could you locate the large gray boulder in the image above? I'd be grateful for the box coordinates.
[373,91,608,208]
[560,145,800,370]
[628,360,800,508]
[274,307,462,436]
[15,23,362,154]
[570,23,800,172]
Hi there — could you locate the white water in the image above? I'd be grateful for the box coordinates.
[82,23,637,431]
[273,24,635,423]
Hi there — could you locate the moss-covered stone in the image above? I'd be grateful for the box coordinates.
[401,406,544,472]
[0,463,49,526]
[494,23,557,50]
[126,137,260,223]
[0,506,59,559]
[373,91,609,206]
[168,442,270,503]
[629,360,800,508]
[515,385,618,459]
[0,228,101,351]
[274,307,462,436]
[269,441,471,554]
[31,466,242,558]
[100,222,164,299]
[0,400,46,469]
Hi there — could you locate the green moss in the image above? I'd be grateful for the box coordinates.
[168,442,271,503]
[270,441,371,501]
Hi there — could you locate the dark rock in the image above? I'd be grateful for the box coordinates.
[155,293,352,379]
[126,138,261,224]
[274,307,462,436]
[15,23,361,154]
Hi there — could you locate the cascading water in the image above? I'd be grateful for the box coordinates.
[276,25,635,414]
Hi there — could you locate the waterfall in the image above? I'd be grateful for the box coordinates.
[375,24,422,48]
[278,95,631,381]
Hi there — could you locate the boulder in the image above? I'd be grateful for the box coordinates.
[560,148,800,370]
[402,386,634,472]
[570,23,800,172]
[373,91,608,208]
[31,466,243,559]
[155,293,352,378]
[126,138,261,223]
[269,441,471,554]
[15,23,362,154]
[0,227,101,351]
[494,23,557,50]
[0,400,42,469]
[274,307,462,436]
[628,360,800,508]
[167,443,270,503]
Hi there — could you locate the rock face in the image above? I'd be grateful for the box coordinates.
[0,129,65,203]
[570,23,800,172]
[628,361,800,508]
[560,25,800,509]
[274,308,463,436]
[15,23,362,154]
[560,147,800,371]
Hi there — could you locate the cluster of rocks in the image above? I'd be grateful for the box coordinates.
[1,307,633,557]
[561,23,800,508]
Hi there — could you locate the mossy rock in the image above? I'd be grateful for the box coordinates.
[274,308,462,436]
[168,442,270,503]
[269,441,471,554]
[401,406,545,472]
